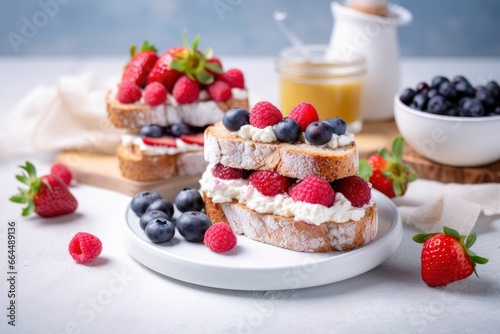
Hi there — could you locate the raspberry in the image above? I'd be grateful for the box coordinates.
[207,80,232,102]
[172,75,200,104]
[249,170,291,196]
[331,175,371,208]
[116,81,142,104]
[204,223,237,253]
[68,232,102,264]
[213,163,248,180]
[291,176,335,207]
[288,102,319,132]
[249,101,283,129]
[50,162,72,186]
[143,82,167,106]
[219,68,245,89]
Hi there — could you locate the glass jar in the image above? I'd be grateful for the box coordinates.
[276,44,366,133]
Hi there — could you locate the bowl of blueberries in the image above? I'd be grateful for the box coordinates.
[394,75,500,167]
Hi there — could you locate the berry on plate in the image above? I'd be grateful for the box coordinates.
[146,199,174,219]
[331,175,371,208]
[290,175,335,207]
[50,162,72,186]
[176,211,212,242]
[68,232,102,264]
[145,217,176,243]
[130,191,163,217]
[139,210,170,230]
[172,75,200,104]
[413,226,488,287]
[213,163,248,180]
[249,101,283,129]
[175,188,205,213]
[143,82,167,106]
[222,107,250,132]
[249,170,291,196]
[204,223,237,253]
[122,41,158,88]
[358,136,418,198]
[10,161,78,217]
[288,102,319,132]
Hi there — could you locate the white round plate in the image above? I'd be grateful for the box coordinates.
[123,190,402,291]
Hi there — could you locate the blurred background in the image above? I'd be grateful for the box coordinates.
[1,0,499,57]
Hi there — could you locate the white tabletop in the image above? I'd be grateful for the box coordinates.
[1,56,499,334]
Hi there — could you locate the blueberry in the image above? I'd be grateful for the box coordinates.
[431,76,449,89]
[140,210,169,230]
[416,82,429,93]
[454,80,475,98]
[140,125,164,138]
[493,106,500,115]
[446,108,460,117]
[459,98,485,117]
[222,108,250,132]
[399,88,416,105]
[410,93,429,111]
[175,188,204,213]
[145,218,175,243]
[438,81,458,102]
[274,118,301,142]
[476,89,496,111]
[130,191,163,216]
[167,123,191,137]
[426,89,439,99]
[451,75,468,85]
[305,121,333,145]
[323,117,347,135]
[176,211,212,242]
[485,81,500,100]
[146,199,174,219]
[426,96,449,115]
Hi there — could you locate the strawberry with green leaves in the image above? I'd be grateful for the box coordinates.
[413,226,488,287]
[10,162,78,218]
[358,136,418,198]
[122,41,158,87]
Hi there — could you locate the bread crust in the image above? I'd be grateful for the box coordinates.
[203,194,378,252]
[204,122,359,182]
[106,91,249,130]
[117,144,207,181]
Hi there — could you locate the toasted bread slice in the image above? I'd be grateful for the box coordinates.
[203,194,378,252]
[117,144,207,181]
[106,91,250,130]
[204,122,359,182]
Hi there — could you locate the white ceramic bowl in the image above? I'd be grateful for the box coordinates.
[394,94,500,167]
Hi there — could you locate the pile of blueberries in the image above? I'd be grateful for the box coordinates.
[139,122,205,138]
[222,107,348,146]
[130,188,211,243]
[400,76,500,117]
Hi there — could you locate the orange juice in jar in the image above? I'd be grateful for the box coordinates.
[276,45,366,133]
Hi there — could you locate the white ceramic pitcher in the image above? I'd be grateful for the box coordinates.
[327,1,412,121]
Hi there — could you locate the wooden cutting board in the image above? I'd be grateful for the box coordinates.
[57,120,500,198]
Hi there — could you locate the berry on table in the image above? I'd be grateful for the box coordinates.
[50,162,73,186]
[143,82,167,106]
[175,188,204,213]
[140,124,164,138]
[249,170,291,196]
[140,210,170,230]
[222,107,250,132]
[204,223,237,253]
[176,211,212,242]
[130,191,163,216]
[249,101,283,129]
[145,218,176,243]
[273,118,301,143]
[288,102,319,132]
[323,117,347,136]
[290,175,335,207]
[305,121,333,146]
[331,175,371,208]
[68,232,102,264]
[146,199,174,219]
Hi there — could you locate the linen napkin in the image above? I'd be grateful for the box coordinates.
[393,179,500,234]
[0,72,123,157]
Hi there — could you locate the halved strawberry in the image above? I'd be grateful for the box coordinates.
[180,133,204,146]
[142,135,177,147]
[122,41,158,88]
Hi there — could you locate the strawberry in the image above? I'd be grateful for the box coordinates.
[142,135,177,147]
[180,133,204,145]
[212,164,248,180]
[147,46,184,92]
[288,102,319,132]
[290,175,335,207]
[143,82,167,106]
[331,175,371,208]
[122,41,158,87]
[207,56,223,75]
[358,136,418,198]
[249,101,283,129]
[413,226,488,287]
[249,170,291,196]
[10,161,78,217]
[219,68,245,89]
[50,162,72,186]
[172,75,200,104]
[207,80,232,102]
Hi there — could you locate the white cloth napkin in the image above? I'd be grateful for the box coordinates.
[0,72,123,157]
[393,179,500,234]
